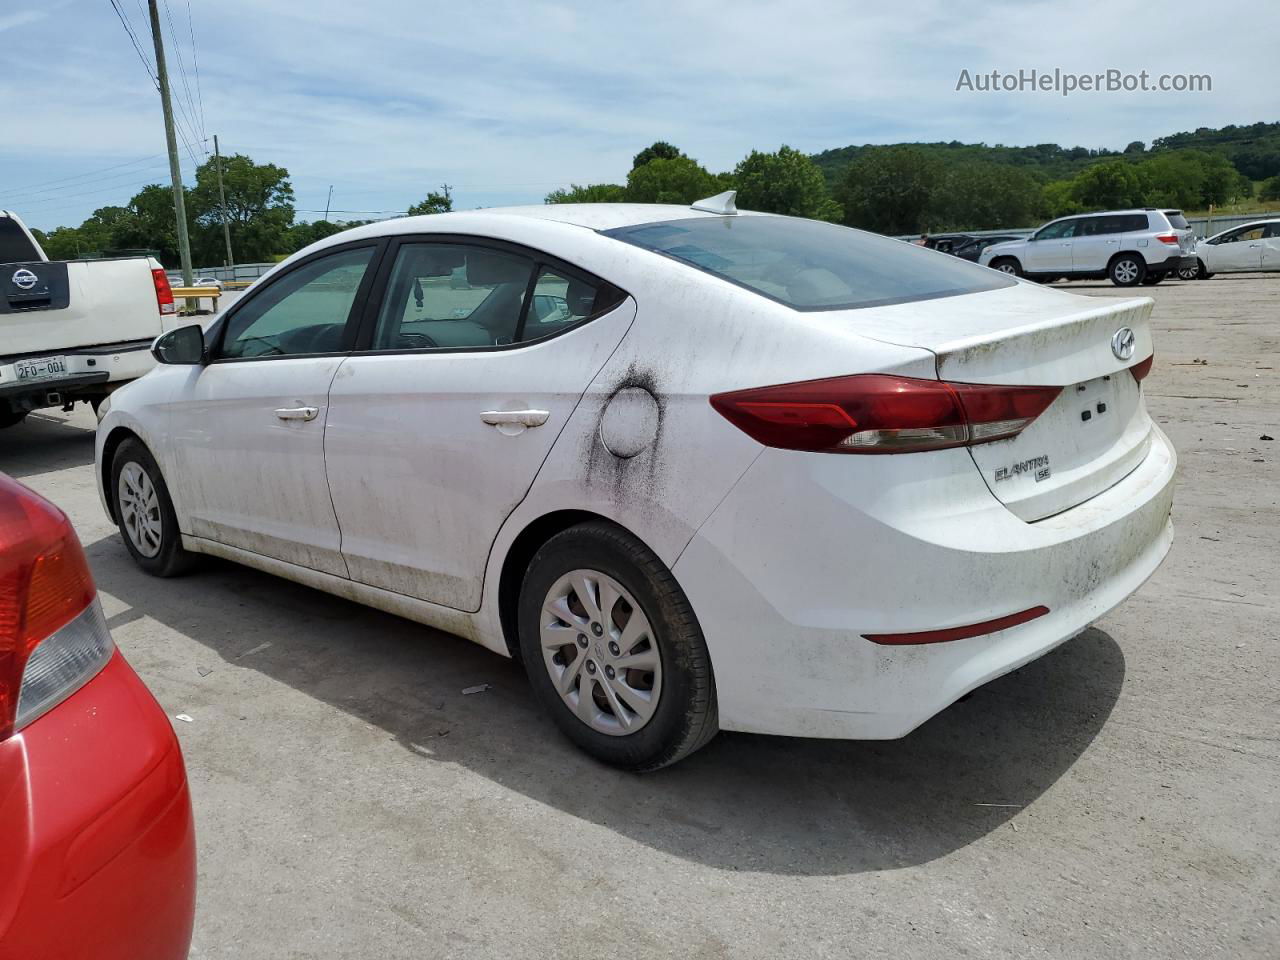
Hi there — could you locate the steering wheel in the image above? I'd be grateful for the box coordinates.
[398,332,439,349]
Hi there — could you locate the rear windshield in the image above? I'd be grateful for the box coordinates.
[0,217,40,264]
[603,215,1015,311]
[1164,211,1190,229]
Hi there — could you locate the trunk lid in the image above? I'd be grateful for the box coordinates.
[0,257,163,358]
[841,283,1156,520]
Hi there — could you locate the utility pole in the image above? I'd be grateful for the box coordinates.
[147,0,194,307]
[214,134,234,268]
[324,185,334,222]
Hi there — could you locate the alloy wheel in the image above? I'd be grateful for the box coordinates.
[539,569,662,736]
[1113,259,1140,284]
[118,462,163,558]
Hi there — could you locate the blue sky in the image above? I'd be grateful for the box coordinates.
[3,0,1277,231]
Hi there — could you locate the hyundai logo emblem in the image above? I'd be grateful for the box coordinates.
[1111,327,1136,361]
[11,268,38,291]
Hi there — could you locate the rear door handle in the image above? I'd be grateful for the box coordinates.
[480,409,549,428]
[275,406,319,421]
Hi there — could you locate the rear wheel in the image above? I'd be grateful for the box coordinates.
[110,438,196,577]
[990,257,1022,278]
[518,521,717,771]
[0,409,27,430]
[1109,254,1145,287]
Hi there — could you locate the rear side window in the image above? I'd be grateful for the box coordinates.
[0,217,41,264]
[604,216,1013,311]
[1163,211,1189,230]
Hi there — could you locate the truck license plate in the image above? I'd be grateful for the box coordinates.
[15,356,68,382]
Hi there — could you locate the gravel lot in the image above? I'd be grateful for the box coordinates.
[3,274,1276,959]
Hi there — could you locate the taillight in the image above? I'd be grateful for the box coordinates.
[709,374,1062,454]
[0,474,113,740]
[1130,353,1154,382]
[1155,234,1180,245]
[152,268,176,315]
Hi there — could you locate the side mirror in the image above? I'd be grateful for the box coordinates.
[152,324,206,365]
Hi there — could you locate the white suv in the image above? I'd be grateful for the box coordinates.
[979,209,1196,286]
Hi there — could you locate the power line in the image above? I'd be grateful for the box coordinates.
[0,163,172,205]
[163,0,203,145]
[107,0,159,91]
[184,0,206,140]
[12,173,177,209]
[0,153,169,198]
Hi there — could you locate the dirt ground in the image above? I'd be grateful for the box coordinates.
[2,273,1276,959]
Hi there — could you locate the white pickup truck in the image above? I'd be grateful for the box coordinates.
[1,210,180,430]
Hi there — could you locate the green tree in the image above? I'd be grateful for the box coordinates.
[834,147,942,234]
[1259,175,1280,202]
[732,145,841,221]
[285,219,369,253]
[632,141,683,170]
[1042,180,1083,218]
[407,186,453,216]
[189,153,294,264]
[1067,160,1146,210]
[624,156,718,204]
[932,162,1044,230]
[545,183,626,204]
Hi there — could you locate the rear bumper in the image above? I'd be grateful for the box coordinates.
[0,340,155,409]
[673,425,1176,739]
[0,651,195,960]
[1148,251,1197,272]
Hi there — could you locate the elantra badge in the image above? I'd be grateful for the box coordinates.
[1111,327,1136,361]
[11,268,38,291]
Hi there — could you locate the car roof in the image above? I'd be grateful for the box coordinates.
[415,203,767,232]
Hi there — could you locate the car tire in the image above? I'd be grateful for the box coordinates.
[517,521,718,771]
[1197,260,1213,280]
[1109,254,1145,287]
[1141,273,1164,285]
[1177,264,1199,281]
[110,438,196,577]
[990,257,1022,278]
[0,409,27,430]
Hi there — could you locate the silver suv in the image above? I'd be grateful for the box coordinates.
[979,209,1196,286]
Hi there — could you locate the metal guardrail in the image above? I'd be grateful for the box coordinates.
[171,285,222,299]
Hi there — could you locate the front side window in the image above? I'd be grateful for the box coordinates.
[371,243,536,350]
[1034,219,1077,241]
[605,215,1012,312]
[218,247,374,359]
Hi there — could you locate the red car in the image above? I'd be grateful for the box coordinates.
[0,473,195,960]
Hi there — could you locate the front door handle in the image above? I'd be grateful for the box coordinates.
[275,406,319,421]
[480,409,550,428]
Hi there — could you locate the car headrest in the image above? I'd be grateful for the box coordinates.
[411,248,466,277]
[466,251,528,286]
[565,278,597,316]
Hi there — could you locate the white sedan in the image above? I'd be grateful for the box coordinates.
[1189,219,1280,278]
[95,193,1176,770]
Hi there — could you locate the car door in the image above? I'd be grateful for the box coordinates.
[323,237,635,611]
[1262,223,1280,271]
[1208,225,1265,272]
[1069,215,1118,273]
[1023,218,1076,273]
[165,242,381,576]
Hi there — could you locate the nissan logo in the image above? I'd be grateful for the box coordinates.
[11,268,38,291]
[1111,327,1136,361]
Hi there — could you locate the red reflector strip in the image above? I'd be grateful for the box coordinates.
[862,605,1050,645]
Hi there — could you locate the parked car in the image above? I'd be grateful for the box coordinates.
[979,209,1196,286]
[0,473,195,959]
[1187,219,1280,278]
[0,210,182,429]
[96,193,1175,771]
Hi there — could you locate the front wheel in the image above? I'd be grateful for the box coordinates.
[990,257,1022,278]
[1177,264,1199,281]
[1110,255,1145,287]
[518,521,718,771]
[1197,260,1214,280]
[111,438,196,577]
